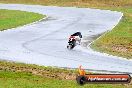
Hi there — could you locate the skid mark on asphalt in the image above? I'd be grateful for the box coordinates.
[22,13,84,56]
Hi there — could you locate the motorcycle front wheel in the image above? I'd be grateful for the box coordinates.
[67,45,73,50]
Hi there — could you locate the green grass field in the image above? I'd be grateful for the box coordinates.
[0,0,132,7]
[0,71,126,88]
[0,9,44,31]
[0,61,130,88]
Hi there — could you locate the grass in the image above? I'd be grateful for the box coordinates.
[0,0,132,7]
[0,61,77,80]
[0,61,131,88]
[0,71,125,88]
[0,0,131,58]
[0,9,44,31]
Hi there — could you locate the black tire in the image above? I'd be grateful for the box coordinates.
[71,40,76,49]
[67,39,76,50]
[76,76,86,85]
[67,45,72,50]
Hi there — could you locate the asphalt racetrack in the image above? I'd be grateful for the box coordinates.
[0,4,132,74]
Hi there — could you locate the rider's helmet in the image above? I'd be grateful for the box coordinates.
[76,31,82,38]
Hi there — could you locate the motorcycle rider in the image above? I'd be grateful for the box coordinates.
[69,32,82,45]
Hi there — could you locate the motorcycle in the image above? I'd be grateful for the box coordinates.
[67,36,76,50]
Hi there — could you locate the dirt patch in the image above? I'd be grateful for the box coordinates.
[0,61,77,80]
[93,43,132,58]
[112,44,132,53]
